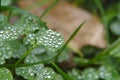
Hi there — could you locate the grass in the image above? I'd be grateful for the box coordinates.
[0,0,120,79]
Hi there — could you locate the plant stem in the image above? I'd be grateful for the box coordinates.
[51,62,74,80]
[40,0,59,18]
[58,22,85,57]
[15,44,36,67]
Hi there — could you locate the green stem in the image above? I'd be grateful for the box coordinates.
[58,22,85,57]
[15,44,36,67]
[51,62,74,80]
[40,0,59,18]
[0,64,14,68]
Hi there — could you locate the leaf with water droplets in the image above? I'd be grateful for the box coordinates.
[16,46,63,80]
[0,23,22,41]
[0,41,13,64]
[16,15,41,33]
[23,33,36,45]
[98,66,120,80]
[16,64,44,80]
[36,29,64,51]
[0,12,64,79]
[9,40,27,58]
[68,69,82,80]
[0,68,13,80]
[16,65,63,80]
[15,15,64,52]
[0,40,26,64]
[82,68,99,80]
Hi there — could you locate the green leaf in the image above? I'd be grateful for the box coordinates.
[0,68,13,80]
[16,15,41,33]
[82,68,99,80]
[1,0,11,6]
[110,45,120,57]
[9,40,27,58]
[16,66,63,80]
[0,41,13,64]
[16,46,63,80]
[16,64,43,80]
[110,21,120,36]
[57,48,70,62]
[0,14,7,22]
[36,29,64,51]
[0,40,26,64]
[0,7,65,80]
[68,69,82,80]
[17,15,64,51]
[0,22,22,41]
[98,66,120,80]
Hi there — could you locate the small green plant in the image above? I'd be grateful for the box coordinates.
[0,7,63,79]
[0,0,85,79]
[1,0,120,80]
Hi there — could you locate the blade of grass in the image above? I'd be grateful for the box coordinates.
[57,21,85,57]
[72,38,120,66]
[94,0,105,17]
[94,0,109,44]
[89,37,120,65]
[40,0,59,18]
[14,44,36,67]
[51,62,74,80]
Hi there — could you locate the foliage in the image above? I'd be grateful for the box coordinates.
[1,0,11,6]
[1,0,120,80]
[0,4,65,79]
[0,68,13,80]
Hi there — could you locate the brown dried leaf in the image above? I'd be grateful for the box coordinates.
[18,0,107,54]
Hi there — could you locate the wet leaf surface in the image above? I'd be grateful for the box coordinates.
[0,68,13,80]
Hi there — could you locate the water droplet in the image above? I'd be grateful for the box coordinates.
[36,29,64,51]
